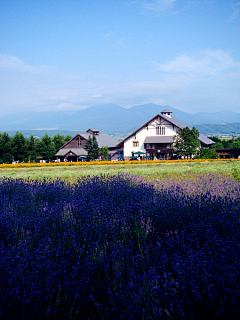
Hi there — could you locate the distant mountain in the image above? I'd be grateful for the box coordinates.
[195,122,240,136]
[0,103,240,136]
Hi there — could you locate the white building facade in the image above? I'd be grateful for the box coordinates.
[117,109,214,160]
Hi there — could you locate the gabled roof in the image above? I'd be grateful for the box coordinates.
[56,131,118,155]
[56,148,87,157]
[80,132,117,147]
[57,133,86,150]
[116,110,215,146]
[199,133,215,145]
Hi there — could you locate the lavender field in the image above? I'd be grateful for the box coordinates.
[0,173,240,319]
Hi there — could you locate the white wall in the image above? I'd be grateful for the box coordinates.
[123,116,178,158]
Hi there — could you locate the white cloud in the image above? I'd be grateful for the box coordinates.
[150,50,240,112]
[0,51,240,115]
[154,50,240,76]
[0,53,51,73]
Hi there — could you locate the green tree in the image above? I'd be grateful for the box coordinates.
[27,135,38,161]
[174,127,200,158]
[64,135,72,143]
[199,148,219,159]
[208,137,223,149]
[208,136,221,144]
[53,134,65,153]
[37,134,56,160]
[229,137,240,148]
[84,135,99,160]
[11,132,27,162]
[211,142,224,149]
[99,146,109,160]
[0,132,13,163]
[222,139,231,148]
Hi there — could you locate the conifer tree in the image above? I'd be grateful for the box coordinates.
[11,132,27,162]
[84,135,99,160]
[0,132,13,163]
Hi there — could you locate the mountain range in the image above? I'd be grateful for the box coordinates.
[0,103,240,137]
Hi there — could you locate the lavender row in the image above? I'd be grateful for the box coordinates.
[0,174,240,319]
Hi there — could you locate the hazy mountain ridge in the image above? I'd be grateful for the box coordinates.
[195,122,240,136]
[0,104,240,137]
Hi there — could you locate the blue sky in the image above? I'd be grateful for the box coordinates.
[0,0,240,115]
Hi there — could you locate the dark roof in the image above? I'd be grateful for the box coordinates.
[144,136,174,143]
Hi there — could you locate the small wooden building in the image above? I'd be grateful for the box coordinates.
[55,129,118,162]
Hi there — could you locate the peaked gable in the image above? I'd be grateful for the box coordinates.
[60,133,87,150]
[117,110,215,147]
[117,112,182,147]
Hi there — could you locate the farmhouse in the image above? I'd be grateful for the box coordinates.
[116,109,215,160]
[55,129,118,162]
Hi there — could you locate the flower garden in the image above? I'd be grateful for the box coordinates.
[0,158,239,169]
[0,172,240,319]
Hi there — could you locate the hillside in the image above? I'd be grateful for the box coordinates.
[194,123,240,136]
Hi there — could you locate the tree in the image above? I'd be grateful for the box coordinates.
[37,134,56,160]
[0,132,13,163]
[209,137,224,149]
[11,132,27,162]
[229,137,240,149]
[198,148,219,159]
[211,141,224,149]
[53,134,65,153]
[64,135,72,143]
[174,127,200,158]
[84,135,99,160]
[99,146,109,160]
[27,135,38,161]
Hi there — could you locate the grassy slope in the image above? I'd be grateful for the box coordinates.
[0,160,239,182]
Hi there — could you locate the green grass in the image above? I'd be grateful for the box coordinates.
[0,160,239,182]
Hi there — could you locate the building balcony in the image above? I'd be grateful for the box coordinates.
[146,148,173,154]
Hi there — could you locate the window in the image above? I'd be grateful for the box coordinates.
[133,141,139,147]
[77,137,82,147]
[156,126,165,135]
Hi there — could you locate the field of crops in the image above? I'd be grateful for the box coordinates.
[0,159,239,182]
[0,161,240,319]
